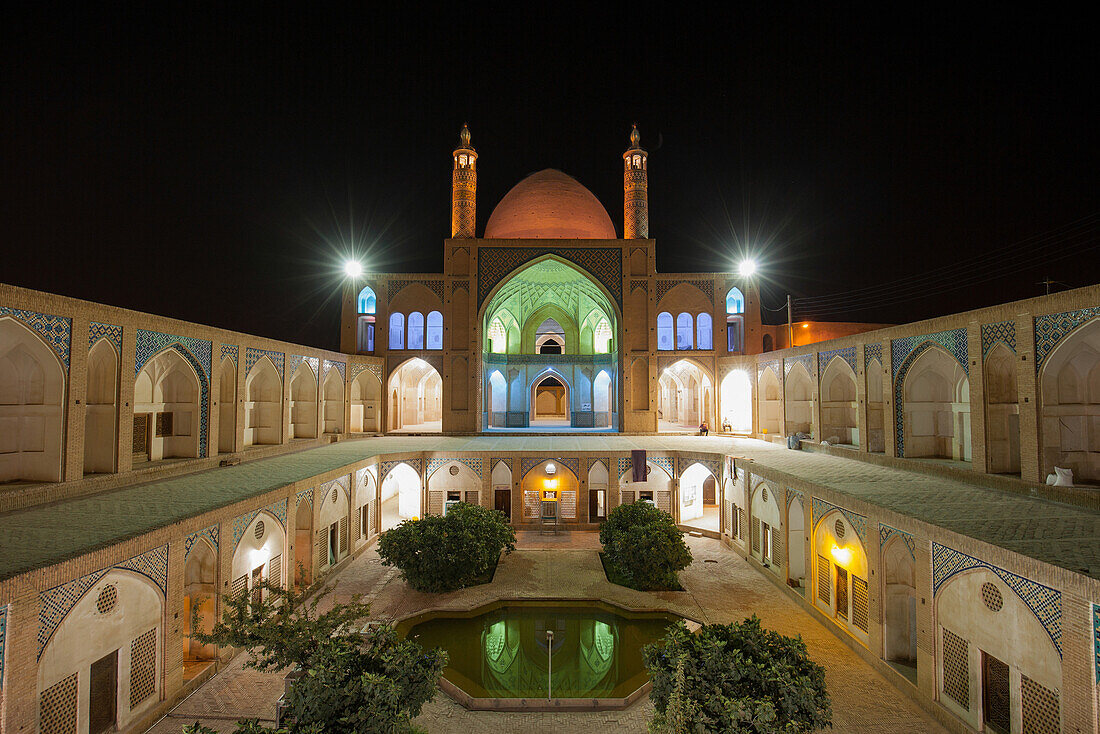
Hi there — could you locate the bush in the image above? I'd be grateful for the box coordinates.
[643,616,832,733]
[377,502,516,592]
[599,501,692,590]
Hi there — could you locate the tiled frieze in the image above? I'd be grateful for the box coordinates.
[891,328,968,457]
[295,486,314,509]
[477,247,623,308]
[426,457,484,478]
[520,456,580,478]
[1034,306,1100,372]
[0,306,72,368]
[879,523,915,560]
[231,498,288,550]
[88,321,122,353]
[287,354,319,378]
[616,457,632,478]
[932,542,1062,657]
[220,343,238,364]
[184,524,219,560]
[134,330,212,458]
[818,346,856,375]
[980,320,1017,358]
[245,347,285,380]
[784,353,814,376]
[38,544,168,659]
[387,278,445,303]
[811,497,867,544]
[323,359,345,380]
[863,342,883,366]
[785,487,804,510]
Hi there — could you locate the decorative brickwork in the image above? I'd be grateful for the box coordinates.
[88,321,122,352]
[39,672,78,734]
[520,456,580,478]
[388,278,445,303]
[477,247,623,309]
[245,347,285,380]
[220,343,238,363]
[0,306,72,368]
[323,359,345,380]
[629,280,648,294]
[295,486,314,509]
[1034,306,1100,371]
[655,279,713,303]
[184,524,219,560]
[811,497,867,544]
[863,342,883,366]
[677,456,719,479]
[129,627,157,708]
[980,320,1017,358]
[287,354,319,379]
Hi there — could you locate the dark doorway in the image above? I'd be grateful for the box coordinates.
[251,566,263,607]
[589,488,606,521]
[89,650,117,734]
[835,566,849,621]
[702,476,716,505]
[982,652,1011,734]
[328,522,338,566]
[494,489,511,520]
[132,413,150,458]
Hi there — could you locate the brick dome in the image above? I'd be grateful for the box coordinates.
[484,169,616,239]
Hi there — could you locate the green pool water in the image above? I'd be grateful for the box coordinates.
[399,602,679,699]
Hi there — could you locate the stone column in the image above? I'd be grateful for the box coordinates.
[234,348,246,452]
[1,584,42,733]
[778,360,788,437]
[1015,314,1042,482]
[855,344,869,452]
[209,340,222,457]
[281,351,291,445]
[865,516,885,662]
[966,322,986,471]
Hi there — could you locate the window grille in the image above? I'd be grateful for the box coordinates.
[464,490,478,505]
[1021,674,1059,734]
[561,490,577,519]
[96,585,118,614]
[267,555,282,588]
[620,490,635,505]
[834,518,845,538]
[941,628,969,709]
[155,412,173,437]
[254,520,265,540]
[656,490,671,514]
[851,576,869,632]
[339,517,348,553]
[314,529,327,571]
[738,507,747,540]
[231,574,248,598]
[770,526,783,569]
[428,489,445,515]
[366,502,374,537]
[132,414,149,453]
[751,518,761,553]
[354,507,362,542]
[129,628,157,708]
[981,582,1004,612]
[39,673,79,734]
[817,554,831,604]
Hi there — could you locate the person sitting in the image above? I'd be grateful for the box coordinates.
[722,418,732,433]
[699,422,709,436]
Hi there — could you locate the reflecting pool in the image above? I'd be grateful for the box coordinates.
[398,601,679,699]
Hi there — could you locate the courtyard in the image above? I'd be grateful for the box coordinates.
[146,532,947,734]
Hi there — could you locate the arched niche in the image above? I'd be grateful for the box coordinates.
[317,481,350,569]
[427,460,481,514]
[486,369,507,428]
[38,570,164,731]
[882,536,916,668]
[592,369,613,428]
[984,344,1020,474]
[491,460,513,520]
[218,357,236,453]
[530,371,570,426]
[183,539,217,666]
[84,338,118,474]
[381,462,421,530]
[587,460,609,521]
[134,347,202,461]
[750,478,782,571]
[679,462,716,527]
[244,356,282,446]
[719,369,753,434]
[1039,317,1100,483]
[387,358,442,432]
[294,497,314,588]
[321,368,344,434]
[618,460,672,513]
[866,357,885,452]
[787,495,806,587]
[0,316,66,482]
[820,356,858,446]
[288,361,318,439]
[658,359,712,432]
[231,510,285,600]
[813,510,869,643]
[630,358,649,411]
[784,361,813,437]
[350,369,382,433]
[757,367,782,436]
[521,459,580,522]
[901,346,970,461]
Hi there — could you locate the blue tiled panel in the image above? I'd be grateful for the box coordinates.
[980,320,1017,358]
[88,322,122,353]
[0,307,72,368]
[220,344,238,363]
[232,499,288,550]
[879,523,915,560]
[380,459,423,482]
[245,347,285,380]
[864,342,883,366]
[324,359,346,380]
[811,497,867,544]
[295,486,314,509]
[676,456,719,480]
[184,524,219,560]
[520,456,580,479]
[1034,306,1100,372]
[818,346,856,375]
[134,330,212,458]
[933,542,1062,657]
[426,458,484,478]
[287,355,319,379]
[785,487,803,509]
[784,353,813,376]
[890,329,968,457]
[477,247,623,308]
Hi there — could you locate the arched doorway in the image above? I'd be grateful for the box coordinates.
[680,462,717,531]
[719,369,752,434]
[592,370,613,428]
[350,369,382,433]
[867,358,885,452]
[231,510,285,604]
[882,536,917,680]
[134,347,203,461]
[218,357,237,453]
[317,481,350,571]
[758,366,782,436]
[530,372,569,427]
[750,478,782,575]
[487,369,507,427]
[784,362,813,436]
[492,460,512,520]
[289,361,318,439]
[787,496,805,591]
[984,344,1020,474]
[321,368,344,434]
[294,497,313,588]
[381,462,421,530]
[183,539,217,677]
[618,461,672,514]
[813,510,869,643]
[387,359,442,432]
[658,360,712,432]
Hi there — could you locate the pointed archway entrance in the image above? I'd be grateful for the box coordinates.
[530,373,569,427]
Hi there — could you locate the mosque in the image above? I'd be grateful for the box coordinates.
[0,126,1098,733]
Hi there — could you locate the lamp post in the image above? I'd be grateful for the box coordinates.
[546,629,554,700]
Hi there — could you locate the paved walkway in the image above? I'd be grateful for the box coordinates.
[148,533,948,734]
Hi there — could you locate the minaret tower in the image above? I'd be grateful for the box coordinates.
[623,124,649,238]
[451,124,477,238]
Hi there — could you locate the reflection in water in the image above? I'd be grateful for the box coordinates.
[405,605,676,699]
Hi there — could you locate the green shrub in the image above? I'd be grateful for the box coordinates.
[599,501,692,590]
[377,502,516,592]
[643,616,832,733]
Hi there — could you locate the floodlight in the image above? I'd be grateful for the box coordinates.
[738,259,757,277]
[344,260,363,278]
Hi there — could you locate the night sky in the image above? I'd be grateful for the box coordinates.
[4,7,1095,351]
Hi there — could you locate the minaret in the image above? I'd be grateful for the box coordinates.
[623,124,649,239]
[451,124,477,238]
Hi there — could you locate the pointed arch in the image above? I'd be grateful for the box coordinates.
[134,345,203,460]
[867,357,885,452]
[984,343,1020,474]
[784,361,813,436]
[289,361,318,439]
[84,338,118,474]
[244,356,282,446]
[350,368,382,433]
[356,286,377,314]
[720,369,753,434]
[820,355,858,446]
[900,345,970,460]
[322,367,344,433]
[0,316,66,482]
[381,461,421,530]
[218,357,237,453]
[387,358,442,432]
[530,369,570,426]
[758,366,782,436]
[1039,316,1100,483]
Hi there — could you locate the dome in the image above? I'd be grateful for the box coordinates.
[484,169,617,239]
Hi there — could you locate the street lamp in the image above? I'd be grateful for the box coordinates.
[344,260,363,278]
[738,259,757,277]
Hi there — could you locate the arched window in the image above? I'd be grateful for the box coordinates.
[594,319,612,354]
[696,313,713,350]
[426,311,443,350]
[407,312,425,350]
[657,312,673,351]
[726,287,745,315]
[357,286,377,314]
[676,313,694,350]
[389,313,404,349]
[487,319,506,353]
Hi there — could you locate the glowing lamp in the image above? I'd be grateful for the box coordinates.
[344,260,363,278]
[545,462,556,475]
[738,259,757,277]
[831,545,852,567]
[802,323,809,329]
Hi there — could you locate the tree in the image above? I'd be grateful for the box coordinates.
[377,502,516,592]
[192,579,446,734]
[599,501,692,590]
[643,617,832,733]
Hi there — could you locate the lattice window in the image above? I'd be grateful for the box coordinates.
[620,490,635,506]
[738,507,747,540]
[155,411,173,437]
[366,503,374,537]
[339,517,348,553]
[354,507,362,542]
[231,575,247,598]
[941,628,969,709]
[561,490,577,519]
[39,673,78,734]
[96,584,118,614]
[267,555,282,588]
[133,414,149,453]
[770,526,783,569]
[428,489,445,516]
[464,490,478,505]
[315,529,327,570]
[724,501,733,537]
[129,627,157,708]
[761,486,768,502]
[834,518,846,539]
[981,582,1003,612]
[655,490,671,514]
[817,554,831,604]
[851,576,869,632]
[254,520,265,540]
[752,518,761,553]
[1021,675,1059,734]
[524,490,541,517]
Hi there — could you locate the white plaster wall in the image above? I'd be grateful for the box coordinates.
[679,463,711,522]
[231,511,286,589]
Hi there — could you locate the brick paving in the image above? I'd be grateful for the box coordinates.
[149,534,948,734]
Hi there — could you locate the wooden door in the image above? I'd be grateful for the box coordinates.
[835,566,849,621]
[132,413,150,456]
[588,489,606,521]
[89,650,117,734]
[982,652,1011,733]
[494,489,511,520]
